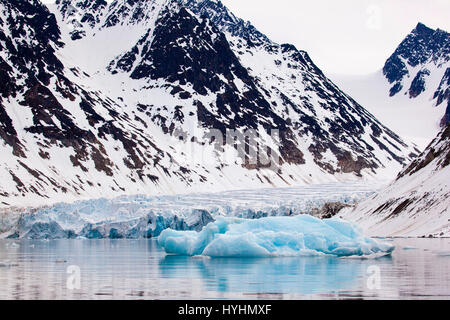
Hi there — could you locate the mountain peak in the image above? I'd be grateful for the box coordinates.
[413,22,434,36]
[53,0,172,39]
[180,0,270,46]
[383,21,449,104]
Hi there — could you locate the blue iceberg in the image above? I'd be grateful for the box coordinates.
[158,215,395,257]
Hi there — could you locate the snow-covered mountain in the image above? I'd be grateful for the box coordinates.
[333,23,449,149]
[0,0,416,208]
[384,23,449,106]
[342,123,450,237]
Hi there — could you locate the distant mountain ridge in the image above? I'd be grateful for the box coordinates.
[332,22,449,148]
[383,22,449,125]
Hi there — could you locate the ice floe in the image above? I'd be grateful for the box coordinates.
[158,215,395,257]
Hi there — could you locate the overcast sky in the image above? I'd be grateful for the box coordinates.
[43,0,450,75]
[221,0,450,75]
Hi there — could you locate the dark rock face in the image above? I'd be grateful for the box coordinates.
[443,104,450,127]
[389,82,403,97]
[0,0,76,151]
[409,69,430,98]
[434,68,450,105]
[384,55,409,88]
[56,0,162,35]
[313,202,352,219]
[434,68,450,126]
[128,7,252,95]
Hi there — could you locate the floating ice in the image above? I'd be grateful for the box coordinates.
[158,215,395,257]
[55,259,67,263]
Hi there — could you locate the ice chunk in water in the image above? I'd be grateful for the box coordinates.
[158,215,395,257]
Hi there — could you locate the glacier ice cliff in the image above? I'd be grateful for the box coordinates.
[0,183,382,240]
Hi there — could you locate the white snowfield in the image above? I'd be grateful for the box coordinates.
[0,181,384,239]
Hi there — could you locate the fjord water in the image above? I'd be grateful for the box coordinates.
[0,239,449,300]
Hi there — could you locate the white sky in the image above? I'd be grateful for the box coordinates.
[221,0,450,75]
[43,0,450,75]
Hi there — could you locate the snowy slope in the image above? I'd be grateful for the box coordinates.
[0,0,417,209]
[341,123,450,237]
[333,23,449,149]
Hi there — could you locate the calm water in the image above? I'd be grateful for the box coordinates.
[0,238,449,300]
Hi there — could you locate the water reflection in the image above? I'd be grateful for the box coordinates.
[0,239,449,299]
[159,255,392,295]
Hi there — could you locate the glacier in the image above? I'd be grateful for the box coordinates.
[0,182,384,240]
[158,215,395,257]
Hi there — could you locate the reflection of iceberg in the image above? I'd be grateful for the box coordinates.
[158,215,395,257]
[159,255,393,295]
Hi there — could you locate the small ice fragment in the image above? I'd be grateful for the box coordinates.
[55,259,67,263]
[402,246,418,250]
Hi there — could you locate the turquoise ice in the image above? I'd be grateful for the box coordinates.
[158,215,395,257]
